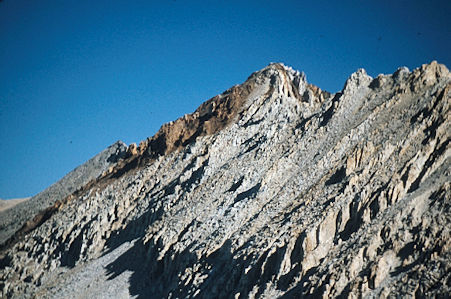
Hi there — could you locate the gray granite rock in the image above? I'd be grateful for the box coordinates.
[0,141,128,245]
[0,62,449,298]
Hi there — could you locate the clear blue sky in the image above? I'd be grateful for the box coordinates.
[0,0,450,199]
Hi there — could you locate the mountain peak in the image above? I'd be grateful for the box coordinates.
[1,62,450,298]
[343,68,372,92]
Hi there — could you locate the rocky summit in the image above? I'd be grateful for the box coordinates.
[0,62,450,298]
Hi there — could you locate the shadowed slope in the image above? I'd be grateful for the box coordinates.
[0,62,449,298]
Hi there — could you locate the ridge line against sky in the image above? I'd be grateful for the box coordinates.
[1,0,450,198]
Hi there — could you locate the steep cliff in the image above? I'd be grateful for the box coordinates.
[0,62,449,298]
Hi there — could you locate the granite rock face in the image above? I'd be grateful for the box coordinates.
[0,62,450,298]
[0,141,128,245]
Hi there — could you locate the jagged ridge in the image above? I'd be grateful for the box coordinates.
[0,61,450,298]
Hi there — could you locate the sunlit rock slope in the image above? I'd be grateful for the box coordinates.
[0,62,450,298]
[0,141,128,246]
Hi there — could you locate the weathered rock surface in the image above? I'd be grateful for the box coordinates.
[0,62,449,298]
[0,141,128,245]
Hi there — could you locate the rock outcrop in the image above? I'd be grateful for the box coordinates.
[0,62,449,298]
[0,141,128,245]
